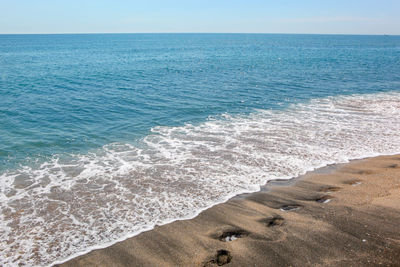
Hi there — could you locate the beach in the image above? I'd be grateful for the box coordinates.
[1,34,400,266]
[57,154,400,266]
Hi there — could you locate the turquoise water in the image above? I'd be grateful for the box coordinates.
[0,34,400,266]
[1,34,399,171]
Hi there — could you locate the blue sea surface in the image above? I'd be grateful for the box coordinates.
[1,34,399,171]
[0,34,400,266]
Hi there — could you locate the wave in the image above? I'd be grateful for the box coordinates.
[1,91,400,266]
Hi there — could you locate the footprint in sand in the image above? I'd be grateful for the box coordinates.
[280,204,301,211]
[320,186,341,193]
[315,195,333,204]
[217,229,249,242]
[204,250,232,266]
[343,179,362,186]
[387,164,398,169]
[357,170,373,175]
[261,216,285,227]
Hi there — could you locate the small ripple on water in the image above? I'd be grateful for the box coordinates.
[0,92,400,266]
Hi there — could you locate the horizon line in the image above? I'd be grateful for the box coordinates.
[0,32,398,36]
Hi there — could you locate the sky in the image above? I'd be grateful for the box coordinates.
[0,0,399,35]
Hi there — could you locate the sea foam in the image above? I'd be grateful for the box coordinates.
[0,92,400,266]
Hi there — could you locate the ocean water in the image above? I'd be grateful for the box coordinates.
[0,33,399,266]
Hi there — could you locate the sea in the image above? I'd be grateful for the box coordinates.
[0,33,399,266]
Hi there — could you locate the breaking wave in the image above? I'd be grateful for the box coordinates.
[1,92,400,266]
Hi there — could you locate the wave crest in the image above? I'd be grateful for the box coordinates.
[1,92,400,266]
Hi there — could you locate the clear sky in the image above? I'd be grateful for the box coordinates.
[0,0,399,35]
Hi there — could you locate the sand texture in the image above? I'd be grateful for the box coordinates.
[57,155,400,267]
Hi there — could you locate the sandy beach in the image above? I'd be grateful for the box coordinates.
[57,154,400,266]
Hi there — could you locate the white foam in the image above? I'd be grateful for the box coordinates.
[0,91,400,266]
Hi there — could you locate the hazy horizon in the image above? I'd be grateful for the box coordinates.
[1,0,399,35]
[1,32,400,36]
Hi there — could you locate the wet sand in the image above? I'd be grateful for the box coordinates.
[57,155,400,266]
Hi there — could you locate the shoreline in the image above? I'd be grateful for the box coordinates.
[57,154,400,266]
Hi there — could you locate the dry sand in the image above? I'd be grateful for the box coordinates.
[57,155,400,267]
